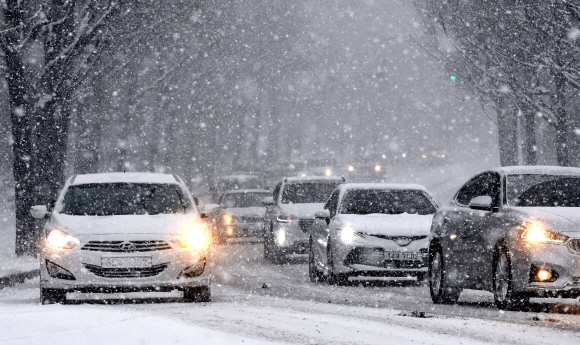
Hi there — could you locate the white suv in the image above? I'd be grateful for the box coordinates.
[32,173,212,304]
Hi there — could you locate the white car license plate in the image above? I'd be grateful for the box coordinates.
[384,252,423,261]
[101,257,152,268]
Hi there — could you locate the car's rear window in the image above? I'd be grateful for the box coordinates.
[60,183,186,216]
[340,189,436,215]
[281,182,341,204]
[217,178,261,191]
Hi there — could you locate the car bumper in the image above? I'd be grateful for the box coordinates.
[511,239,580,298]
[272,221,310,254]
[40,235,211,292]
[221,221,265,238]
[333,235,429,277]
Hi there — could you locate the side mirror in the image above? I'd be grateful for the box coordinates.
[469,195,493,211]
[47,199,56,213]
[203,203,220,213]
[262,196,274,206]
[315,209,331,224]
[30,205,49,219]
[200,213,207,219]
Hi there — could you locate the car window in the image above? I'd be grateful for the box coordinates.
[281,182,342,204]
[340,189,436,215]
[60,183,185,216]
[512,176,580,207]
[325,189,340,217]
[455,173,500,206]
[221,192,270,208]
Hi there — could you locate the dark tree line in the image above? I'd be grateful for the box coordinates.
[0,0,201,255]
[415,0,580,166]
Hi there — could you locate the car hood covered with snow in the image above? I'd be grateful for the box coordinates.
[278,203,325,219]
[335,213,434,237]
[508,207,580,235]
[47,212,201,237]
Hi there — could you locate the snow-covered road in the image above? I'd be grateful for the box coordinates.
[1,242,579,344]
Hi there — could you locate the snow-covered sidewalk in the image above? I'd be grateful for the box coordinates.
[0,210,39,287]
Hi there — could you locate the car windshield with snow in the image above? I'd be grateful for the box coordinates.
[429,167,580,310]
[309,184,437,285]
[34,173,212,304]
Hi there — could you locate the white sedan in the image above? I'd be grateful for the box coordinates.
[309,183,437,285]
[31,172,212,304]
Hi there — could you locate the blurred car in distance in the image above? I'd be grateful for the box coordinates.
[263,176,346,262]
[309,183,437,285]
[204,189,271,244]
[429,166,580,310]
[210,175,263,202]
[31,172,212,304]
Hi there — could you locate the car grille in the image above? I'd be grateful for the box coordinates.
[568,239,580,255]
[363,234,428,247]
[83,263,168,278]
[344,248,428,268]
[81,241,172,252]
[298,219,315,232]
[241,216,263,223]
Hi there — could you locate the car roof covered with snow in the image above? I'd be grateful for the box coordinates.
[284,176,345,183]
[222,189,270,194]
[338,183,430,193]
[491,166,580,176]
[70,172,180,186]
[217,175,260,181]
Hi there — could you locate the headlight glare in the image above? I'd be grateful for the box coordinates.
[223,214,233,224]
[520,222,567,244]
[340,226,358,244]
[174,222,209,249]
[46,229,79,249]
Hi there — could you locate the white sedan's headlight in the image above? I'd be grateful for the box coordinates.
[173,221,210,250]
[46,229,79,249]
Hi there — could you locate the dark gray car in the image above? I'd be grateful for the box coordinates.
[429,166,580,310]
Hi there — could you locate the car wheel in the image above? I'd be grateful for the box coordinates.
[416,272,427,285]
[184,286,211,302]
[493,249,529,311]
[309,237,324,283]
[429,248,460,304]
[326,238,348,286]
[40,287,66,305]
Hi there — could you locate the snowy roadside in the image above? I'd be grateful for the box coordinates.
[0,206,39,288]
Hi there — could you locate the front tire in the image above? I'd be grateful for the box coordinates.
[184,286,211,302]
[40,288,66,305]
[326,238,348,286]
[309,237,324,282]
[429,248,460,304]
[493,249,529,311]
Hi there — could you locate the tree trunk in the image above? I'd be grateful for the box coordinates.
[520,104,538,165]
[495,98,519,166]
[3,2,36,256]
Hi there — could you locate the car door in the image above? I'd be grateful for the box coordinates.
[445,173,489,287]
[470,172,504,289]
[452,172,502,288]
[311,189,340,269]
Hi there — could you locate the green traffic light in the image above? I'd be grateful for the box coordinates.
[450,75,456,81]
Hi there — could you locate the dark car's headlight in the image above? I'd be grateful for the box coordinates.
[520,222,568,244]
[276,215,293,223]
